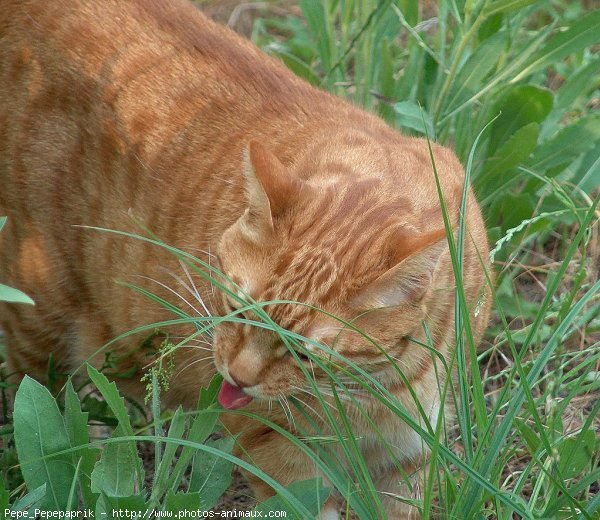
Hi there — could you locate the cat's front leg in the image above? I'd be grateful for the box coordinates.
[316,497,341,520]
[247,471,340,519]
[375,460,424,519]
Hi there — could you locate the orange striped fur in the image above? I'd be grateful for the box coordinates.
[0,1,490,517]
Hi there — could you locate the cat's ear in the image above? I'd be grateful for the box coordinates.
[352,227,449,309]
[240,140,303,238]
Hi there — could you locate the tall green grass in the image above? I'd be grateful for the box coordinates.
[254,0,600,517]
[2,0,599,518]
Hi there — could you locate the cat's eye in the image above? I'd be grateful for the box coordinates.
[222,294,252,322]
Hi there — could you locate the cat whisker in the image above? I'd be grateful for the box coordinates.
[173,344,212,351]
[131,274,204,317]
[175,355,214,378]
[167,335,213,348]
[386,355,410,370]
[291,385,337,412]
[159,267,208,312]
[180,245,215,257]
[289,387,328,420]
[278,394,296,432]
[312,386,357,403]
[179,260,213,319]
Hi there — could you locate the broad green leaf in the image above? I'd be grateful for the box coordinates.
[0,283,34,305]
[198,373,223,410]
[495,276,542,318]
[541,58,600,140]
[0,476,9,511]
[377,38,397,123]
[13,377,75,511]
[91,427,140,497]
[95,493,147,518]
[440,22,553,123]
[512,10,600,83]
[189,436,234,510]
[489,86,552,154]
[556,431,595,480]
[478,12,503,41]
[299,0,334,74]
[482,0,538,17]
[393,101,435,136]
[573,142,600,194]
[554,58,600,115]
[151,407,186,500]
[397,0,419,26]
[253,479,330,520]
[64,380,99,508]
[11,484,47,512]
[446,31,508,113]
[164,491,203,513]
[0,216,6,232]
[166,407,219,493]
[477,123,539,197]
[528,113,600,173]
[86,366,134,433]
[87,365,144,487]
[514,419,541,454]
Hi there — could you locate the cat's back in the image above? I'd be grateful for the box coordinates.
[0,0,318,119]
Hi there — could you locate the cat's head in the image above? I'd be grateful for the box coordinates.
[213,141,449,408]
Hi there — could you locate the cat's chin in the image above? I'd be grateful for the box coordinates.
[218,380,255,410]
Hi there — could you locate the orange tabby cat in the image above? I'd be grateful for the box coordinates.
[0,0,491,517]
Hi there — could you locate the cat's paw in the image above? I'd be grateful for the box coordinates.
[316,499,341,520]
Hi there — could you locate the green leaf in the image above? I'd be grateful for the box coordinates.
[377,38,397,123]
[0,216,6,233]
[0,283,34,305]
[189,436,234,511]
[528,113,600,173]
[554,58,600,115]
[482,0,538,17]
[95,493,147,519]
[489,85,552,154]
[91,427,141,497]
[299,0,334,73]
[253,479,330,520]
[164,491,203,513]
[573,142,600,193]
[0,476,9,511]
[151,407,186,501]
[166,407,219,493]
[478,13,504,41]
[165,375,222,493]
[13,377,75,511]
[514,419,541,454]
[541,58,600,140]
[198,373,223,410]
[64,380,99,508]
[11,484,47,512]
[512,10,600,83]
[556,431,595,480]
[477,122,539,198]
[393,101,435,136]
[86,365,144,488]
[446,31,508,113]
[397,0,418,26]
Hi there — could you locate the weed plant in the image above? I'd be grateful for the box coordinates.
[1,0,599,519]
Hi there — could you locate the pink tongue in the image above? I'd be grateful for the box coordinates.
[218,380,254,410]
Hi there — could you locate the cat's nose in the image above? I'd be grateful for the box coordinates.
[228,349,260,388]
[228,368,252,388]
